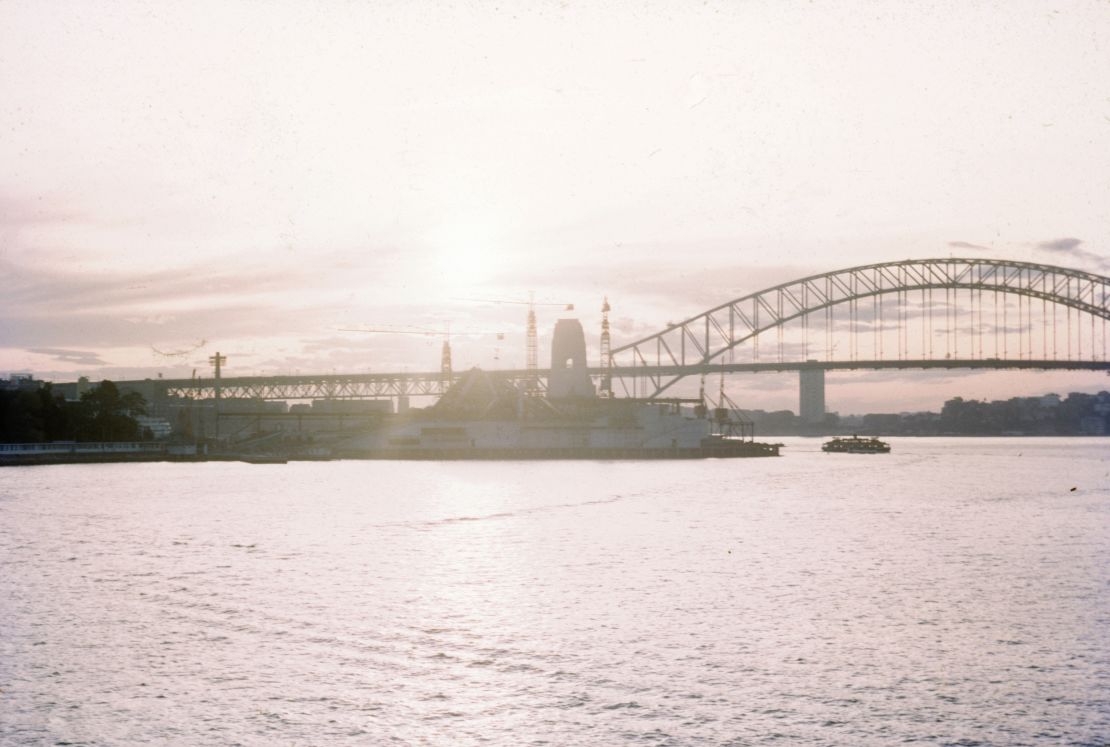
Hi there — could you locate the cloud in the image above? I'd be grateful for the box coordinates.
[0,259,302,313]
[948,240,991,252]
[0,191,83,229]
[1032,237,1109,270]
[0,250,421,352]
[523,258,824,321]
[124,315,177,325]
[2,303,316,350]
[1035,237,1083,252]
[27,347,108,366]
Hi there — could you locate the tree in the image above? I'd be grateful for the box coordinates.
[0,383,77,442]
[74,381,148,442]
[940,396,998,434]
[0,389,42,442]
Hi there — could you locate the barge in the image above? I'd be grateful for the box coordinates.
[338,319,781,460]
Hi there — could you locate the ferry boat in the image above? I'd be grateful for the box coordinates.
[821,435,891,454]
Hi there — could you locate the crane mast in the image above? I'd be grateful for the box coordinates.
[451,293,572,396]
[526,293,538,394]
[600,297,612,397]
[440,340,452,380]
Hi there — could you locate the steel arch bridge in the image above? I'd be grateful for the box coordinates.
[606,258,1110,398]
[146,257,1110,405]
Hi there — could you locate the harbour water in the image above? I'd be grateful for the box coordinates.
[1,438,1108,745]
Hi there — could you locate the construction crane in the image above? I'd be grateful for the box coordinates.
[338,325,505,379]
[150,338,208,381]
[600,297,612,397]
[452,293,574,390]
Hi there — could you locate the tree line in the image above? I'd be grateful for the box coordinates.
[741,390,1109,436]
[0,380,149,443]
[933,393,1107,436]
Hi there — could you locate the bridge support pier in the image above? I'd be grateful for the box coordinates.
[799,365,825,425]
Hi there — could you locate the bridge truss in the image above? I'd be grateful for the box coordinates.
[162,371,552,401]
[163,372,455,401]
[608,258,1110,398]
[158,357,1110,402]
[147,258,1110,404]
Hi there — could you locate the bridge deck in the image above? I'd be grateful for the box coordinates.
[133,358,1110,401]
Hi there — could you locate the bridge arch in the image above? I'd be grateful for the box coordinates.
[608,258,1110,397]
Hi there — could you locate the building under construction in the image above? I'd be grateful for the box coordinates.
[324,315,780,459]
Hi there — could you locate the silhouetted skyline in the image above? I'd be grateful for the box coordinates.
[2,2,1108,413]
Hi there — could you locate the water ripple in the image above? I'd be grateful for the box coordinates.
[1,439,1108,745]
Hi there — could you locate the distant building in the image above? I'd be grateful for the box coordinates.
[1093,392,1110,416]
[1039,393,1061,408]
[135,416,173,440]
[1,374,38,392]
[862,413,901,432]
[311,399,392,414]
[1079,415,1106,436]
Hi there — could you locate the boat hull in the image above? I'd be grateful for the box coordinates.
[340,441,781,460]
[821,437,891,454]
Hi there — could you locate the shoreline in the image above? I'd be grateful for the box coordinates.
[2,434,1105,467]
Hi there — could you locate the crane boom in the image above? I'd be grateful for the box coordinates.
[338,326,503,337]
[451,292,574,392]
[452,296,573,309]
[337,326,505,378]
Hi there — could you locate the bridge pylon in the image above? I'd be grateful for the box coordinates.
[799,364,825,425]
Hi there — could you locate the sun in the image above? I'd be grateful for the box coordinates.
[435,244,493,287]
[428,219,503,288]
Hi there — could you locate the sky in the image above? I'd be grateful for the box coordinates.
[2,0,1109,414]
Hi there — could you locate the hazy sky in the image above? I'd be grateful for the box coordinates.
[2,1,1109,413]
